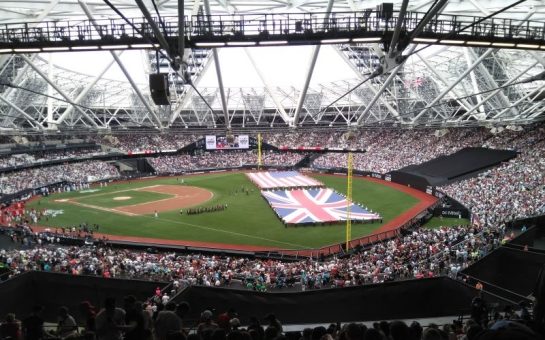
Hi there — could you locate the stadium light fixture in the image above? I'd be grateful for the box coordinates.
[0,49,13,53]
[226,41,256,46]
[413,38,438,43]
[352,37,381,42]
[466,41,492,46]
[130,44,156,48]
[195,42,225,47]
[517,43,540,49]
[42,47,70,51]
[321,38,350,44]
[440,40,464,44]
[101,45,130,49]
[13,48,41,52]
[71,46,100,50]
[259,40,288,45]
[492,42,515,47]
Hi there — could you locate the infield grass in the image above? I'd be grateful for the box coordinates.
[27,173,421,249]
[74,189,173,208]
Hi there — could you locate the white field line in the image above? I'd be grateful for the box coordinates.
[67,200,139,217]
[155,216,310,249]
[74,185,161,199]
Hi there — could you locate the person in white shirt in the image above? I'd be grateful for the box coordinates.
[56,306,78,339]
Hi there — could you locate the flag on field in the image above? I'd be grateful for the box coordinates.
[247,171,323,190]
[262,188,381,224]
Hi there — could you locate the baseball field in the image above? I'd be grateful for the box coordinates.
[26,172,436,250]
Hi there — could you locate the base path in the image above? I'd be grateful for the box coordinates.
[115,185,213,215]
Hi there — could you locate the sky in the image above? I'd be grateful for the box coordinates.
[43,45,360,88]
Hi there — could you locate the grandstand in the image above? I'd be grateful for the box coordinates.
[0,1,544,340]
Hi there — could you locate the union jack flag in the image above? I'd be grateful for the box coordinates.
[262,188,381,224]
[247,171,322,189]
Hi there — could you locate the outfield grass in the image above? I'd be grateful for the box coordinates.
[74,189,173,208]
[27,173,421,249]
[423,217,471,229]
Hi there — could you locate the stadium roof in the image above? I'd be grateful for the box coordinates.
[0,0,545,132]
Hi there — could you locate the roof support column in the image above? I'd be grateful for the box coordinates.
[333,47,399,122]
[244,48,291,124]
[55,52,122,126]
[355,44,417,126]
[0,95,43,130]
[410,49,493,123]
[21,54,100,128]
[292,0,334,127]
[464,48,486,116]
[204,0,229,128]
[416,54,473,111]
[79,0,163,129]
[454,61,537,121]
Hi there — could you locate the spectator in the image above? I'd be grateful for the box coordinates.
[95,297,126,340]
[0,313,21,340]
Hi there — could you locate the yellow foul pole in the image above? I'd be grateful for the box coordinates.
[346,152,353,250]
[257,133,262,170]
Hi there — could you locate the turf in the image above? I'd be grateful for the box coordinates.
[423,217,471,229]
[27,173,421,249]
[74,189,173,208]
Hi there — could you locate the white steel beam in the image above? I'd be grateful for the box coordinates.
[79,0,164,129]
[0,95,43,129]
[21,54,100,128]
[355,44,418,126]
[493,80,545,119]
[0,0,59,70]
[204,0,229,128]
[454,61,537,121]
[55,52,122,125]
[292,0,334,127]
[464,48,486,116]
[333,47,399,122]
[416,54,473,112]
[411,49,494,122]
[244,48,291,124]
[469,48,518,116]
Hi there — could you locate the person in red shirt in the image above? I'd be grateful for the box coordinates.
[217,308,237,331]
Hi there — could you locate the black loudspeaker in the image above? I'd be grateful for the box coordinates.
[377,3,394,20]
[149,73,170,105]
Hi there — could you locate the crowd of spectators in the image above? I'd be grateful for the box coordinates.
[443,136,545,226]
[147,152,255,173]
[0,161,120,195]
[0,222,505,291]
[311,128,490,173]
[0,127,543,338]
[147,151,306,174]
[0,147,105,170]
[2,295,540,340]
[93,134,198,153]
